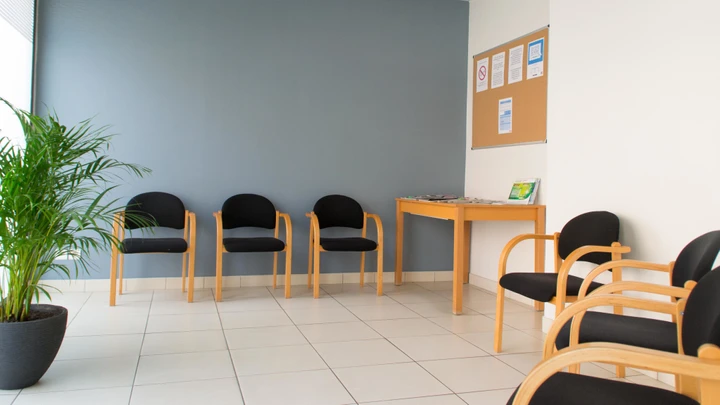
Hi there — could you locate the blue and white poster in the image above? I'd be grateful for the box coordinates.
[527,37,545,80]
[498,97,513,134]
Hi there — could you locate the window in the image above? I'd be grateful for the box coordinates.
[0,0,35,147]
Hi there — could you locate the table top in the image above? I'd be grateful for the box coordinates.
[396,198,544,208]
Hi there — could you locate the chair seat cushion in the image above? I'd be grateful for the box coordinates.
[507,372,698,405]
[499,272,604,302]
[320,237,377,252]
[224,237,285,253]
[122,238,188,254]
[554,311,678,352]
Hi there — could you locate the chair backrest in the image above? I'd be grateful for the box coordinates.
[124,192,185,230]
[671,230,720,287]
[557,211,620,264]
[682,266,720,356]
[221,194,277,230]
[313,195,364,229]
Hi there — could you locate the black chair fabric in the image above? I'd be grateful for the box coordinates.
[681,265,720,356]
[313,195,364,229]
[223,237,285,253]
[499,273,604,303]
[554,312,678,352]
[124,192,186,230]
[222,194,277,230]
[122,238,188,254]
[320,237,377,252]
[557,211,620,264]
[670,230,720,287]
[506,372,698,405]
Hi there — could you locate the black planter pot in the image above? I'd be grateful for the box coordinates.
[0,304,68,390]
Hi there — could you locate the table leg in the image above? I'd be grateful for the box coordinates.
[463,221,471,284]
[395,201,404,285]
[534,206,546,311]
[452,208,465,314]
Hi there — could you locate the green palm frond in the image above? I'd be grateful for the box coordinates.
[0,98,152,322]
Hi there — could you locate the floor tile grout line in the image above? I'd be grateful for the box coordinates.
[126,289,154,405]
[329,285,461,400]
[213,288,247,405]
[272,285,361,405]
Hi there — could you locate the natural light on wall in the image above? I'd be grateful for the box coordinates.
[0,0,35,148]
[0,0,34,292]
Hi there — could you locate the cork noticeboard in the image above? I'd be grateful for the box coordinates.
[472,26,549,149]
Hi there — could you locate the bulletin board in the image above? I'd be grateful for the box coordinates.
[472,26,549,149]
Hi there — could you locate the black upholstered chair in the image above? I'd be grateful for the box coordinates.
[549,230,720,380]
[495,211,630,353]
[306,195,384,298]
[214,194,292,301]
[508,266,720,405]
[109,192,197,305]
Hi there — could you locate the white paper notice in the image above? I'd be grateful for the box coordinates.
[491,52,505,89]
[498,97,512,134]
[476,57,489,93]
[527,37,545,80]
[508,45,523,85]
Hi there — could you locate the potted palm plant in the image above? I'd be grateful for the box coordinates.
[0,98,151,390]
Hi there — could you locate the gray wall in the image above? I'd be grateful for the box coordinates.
[35,0,469,280]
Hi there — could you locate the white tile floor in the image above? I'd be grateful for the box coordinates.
[0,281,673,405]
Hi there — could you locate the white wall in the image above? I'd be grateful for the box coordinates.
[465,0,549,303]
[546,0,720,311]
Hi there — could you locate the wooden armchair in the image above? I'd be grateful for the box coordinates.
[109,192,196,305]
[495,211,630,353]
[510,266,720,405]
[214,194,292,301]
[306,195,384,298]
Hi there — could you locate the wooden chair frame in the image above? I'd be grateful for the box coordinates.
[544,283,695,384]
[495,233,630,353]
[213,210,293,302]
[306,212,384,298]
[109,210,197,305]
[512,341,720,405]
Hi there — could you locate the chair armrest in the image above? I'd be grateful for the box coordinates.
[514,343,720,405]
[543,293,678,359]
[308,212,321,240]
[187,211,197,248]
[555,243,631,307]
[366,213,384,248]
[498,233,556,280]
[589,281,691,299]
[579,259,673,298]
[279,213,293,245]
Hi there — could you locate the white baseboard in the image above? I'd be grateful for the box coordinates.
[41,271,452,293]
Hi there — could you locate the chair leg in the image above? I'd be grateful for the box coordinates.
[181,252,187,293]
[109,247,118,306]
[216,249,223,302]
[308,227,313,289]
[187,248,196,303]
[313,249,321,299]
[285,249,292,299]
[118,253,125,295]
[360,252,366,288]
[494,286,506,353]
[273,252,279,289]
[376,249,383,296]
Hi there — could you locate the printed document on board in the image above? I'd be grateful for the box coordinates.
[508,45,523,84]
[527,37,545,80]
[476,57,489,92]
[491,52,505,89]
[498,97,512,134]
